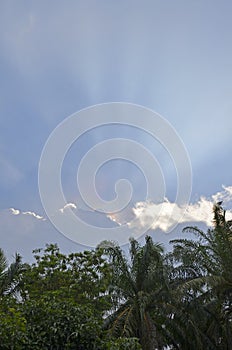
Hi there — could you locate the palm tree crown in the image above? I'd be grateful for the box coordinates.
[101,236,169,350]
[0,249,22,297]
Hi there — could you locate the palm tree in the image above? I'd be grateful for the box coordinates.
[169,203,232,349]
[0,248,22,297]
[100,236,170,350]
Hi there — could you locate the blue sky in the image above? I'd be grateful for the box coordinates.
[1,1,232,261]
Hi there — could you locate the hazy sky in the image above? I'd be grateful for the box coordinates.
[1,1,232,261]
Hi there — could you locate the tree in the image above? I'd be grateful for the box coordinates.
[101,236,170,350]
[16,244,116,349]
[0,296,26,350]
[20,243,112,314]
[0,248,22,297]
[0,244,142,349]
[169,203,232,349]
[19,296,103,350]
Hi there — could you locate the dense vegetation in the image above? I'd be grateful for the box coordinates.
[0,203,231,349]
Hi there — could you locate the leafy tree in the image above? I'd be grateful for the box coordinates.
[13,244,112,348]
[0,244,139,349]
[20,296,103,349]
[0,297,26,350]
[20,244,112,314]
[103,337,142,349]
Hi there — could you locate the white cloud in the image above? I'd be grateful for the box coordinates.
[22,211,45,220]
[10,208,20,215]
[9,202,77,222]
[59,203,77,214]
[212,185,232,204]
[108,186,232,233]
[9,208,45,221]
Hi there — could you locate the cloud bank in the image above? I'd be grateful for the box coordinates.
[108,186,232,232]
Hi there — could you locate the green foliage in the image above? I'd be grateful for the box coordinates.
[0,244,113,349]
[0,297,26,349]
[20,297,103,349]
[103,337,142,349]
[20,244,112,313]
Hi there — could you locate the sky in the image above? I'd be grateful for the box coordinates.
[1,1,232,261]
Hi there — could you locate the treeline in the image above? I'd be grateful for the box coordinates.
[0,203,232,349]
